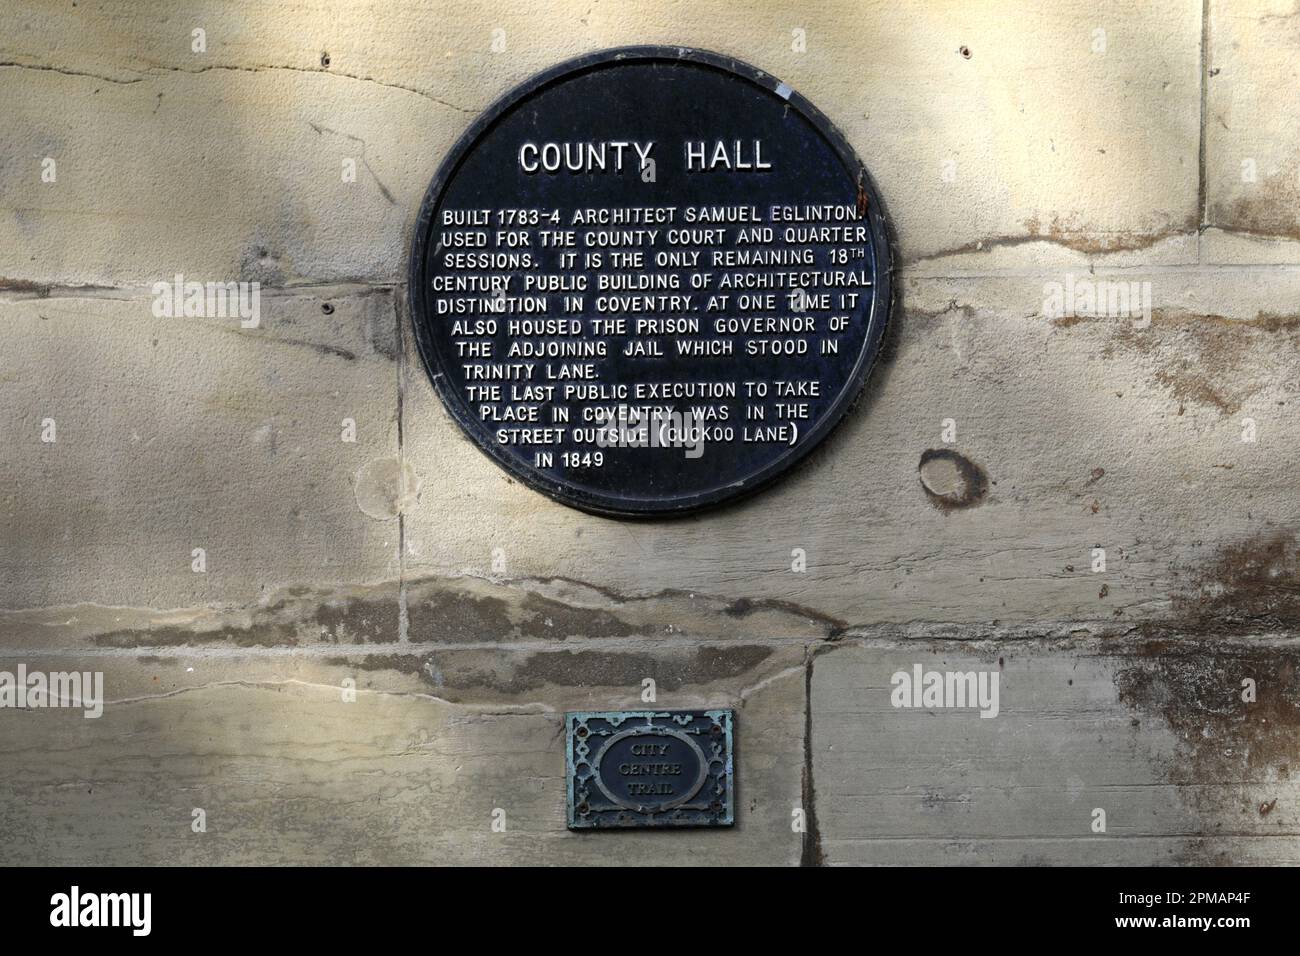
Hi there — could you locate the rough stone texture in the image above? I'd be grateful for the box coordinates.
[812,640,1300,865]
[0,649,805,864]
[1202,0,1300,264]
[0,286,401,611]
[0,0,1204,284]
[403,271,1300,633]
[1,1,1298,865]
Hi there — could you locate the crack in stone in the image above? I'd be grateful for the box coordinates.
[107,677,555,712]
[0,59,477,112]
[0,279,400,302]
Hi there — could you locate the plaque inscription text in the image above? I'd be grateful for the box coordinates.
[566,710,734,829]
[410,47,892,515]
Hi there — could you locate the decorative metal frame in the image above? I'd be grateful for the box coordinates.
[565,710,735,829]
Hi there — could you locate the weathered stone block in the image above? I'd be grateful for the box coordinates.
[0,287,399,613]
[400,271,1300,634]
[0,647,806,864]
[1203,0,1300,264]
[811,639,1300,865]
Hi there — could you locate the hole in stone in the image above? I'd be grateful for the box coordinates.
[918,448,988,511]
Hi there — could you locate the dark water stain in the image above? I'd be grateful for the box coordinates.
[329,653,427,675]
[1115,643,1300,787]
[311,594,402,643]
[83,570,849,650]
[94,621,301,649]
[1114,639,1300,864]
[1063,309,1300,416]
[725,596,847,637]
[1169,531,1300,632]
[409,645,775,696]
[406,579,639,641]
[1211,159,1300,242]
[94,588,401,648]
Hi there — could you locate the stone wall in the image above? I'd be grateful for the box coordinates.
[1,0,1298,865]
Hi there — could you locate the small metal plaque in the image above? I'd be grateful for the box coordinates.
[409,46,892,516]
[566,710,734,829]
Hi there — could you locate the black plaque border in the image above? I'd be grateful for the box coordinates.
[409,45,895,518]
